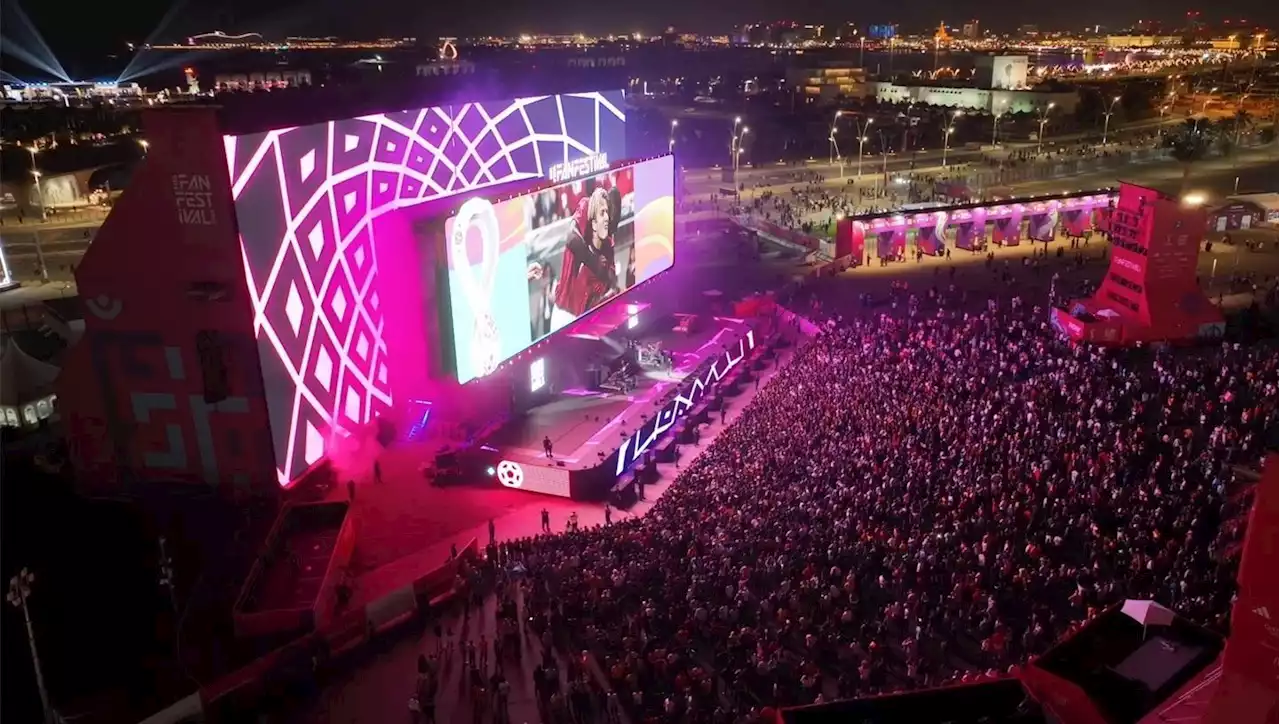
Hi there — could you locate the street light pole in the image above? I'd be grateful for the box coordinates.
[27,147,47,221]
[829,130,844,180]
[668,119,678,153]
[830,111,842,165]
[730,116,742,170]
[991,100,1007,146]
[1200,87,1218,116]
[942,110,962,167]
[1036,103,1056,155]
[734,128,749,174]
[854,118,873,179]
[1102,95,1121,145]
[8,568,53,724]
[878,130,890,184]
[1233,86,1253,147]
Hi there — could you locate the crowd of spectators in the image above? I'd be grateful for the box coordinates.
[676,133,1170,242]
[489,290,1275,724]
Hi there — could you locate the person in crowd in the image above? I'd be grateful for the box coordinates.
[486,284,1274,724]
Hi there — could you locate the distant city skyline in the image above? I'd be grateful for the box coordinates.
[3,0,1273,76]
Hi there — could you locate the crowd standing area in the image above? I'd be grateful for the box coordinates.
[393,256,1277,724]
[681,134,1165,234]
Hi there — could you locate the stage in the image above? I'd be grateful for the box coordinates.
[472,314,762,498]
[490,317,752,467]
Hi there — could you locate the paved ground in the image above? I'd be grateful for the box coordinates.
[281,334,798,724]
[679,116,1185,187]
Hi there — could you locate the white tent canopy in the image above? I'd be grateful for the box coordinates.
[1121,599,1177,628]
[0,336,59,406]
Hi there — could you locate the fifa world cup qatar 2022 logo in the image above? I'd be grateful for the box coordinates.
[451,198,502,378]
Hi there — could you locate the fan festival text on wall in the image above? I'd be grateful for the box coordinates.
[171,173,217,226]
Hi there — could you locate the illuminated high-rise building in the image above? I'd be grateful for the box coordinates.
[962,20,980,39]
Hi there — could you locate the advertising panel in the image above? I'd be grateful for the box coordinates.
[989,55,1029,90]
[1062,208,1091,237]
[492,459,572,498]
[445,155,675,384]
[1028,202,1060,242]
[836,219,866,262]
[226,91,627,485]
[611,329,756,477]
[1093,205,1113,233]
[992,205,1024,246]
[914,211,948,256]
[872,216,906,259]
[952,208,988,250]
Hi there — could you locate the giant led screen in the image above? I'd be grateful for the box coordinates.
[445,154,675,384]
[226,91,627,485]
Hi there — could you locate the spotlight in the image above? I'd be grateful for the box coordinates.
[486,466,496,476]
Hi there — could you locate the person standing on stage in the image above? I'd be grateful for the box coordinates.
[542,435,553,458]
[540,508,550,533]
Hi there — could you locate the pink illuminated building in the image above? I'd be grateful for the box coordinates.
[1053,182,1223,346]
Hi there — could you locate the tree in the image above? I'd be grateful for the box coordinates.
[1163,119,1212,194]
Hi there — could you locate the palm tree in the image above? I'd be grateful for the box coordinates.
[1231,109,1251,146]
[1163,119,1212,195]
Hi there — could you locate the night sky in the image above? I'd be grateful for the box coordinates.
[2,0,1275,77]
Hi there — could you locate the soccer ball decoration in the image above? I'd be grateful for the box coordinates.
[495,460,524,489]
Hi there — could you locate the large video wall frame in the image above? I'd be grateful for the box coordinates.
[225,91,627,485]
[439,154,676,384]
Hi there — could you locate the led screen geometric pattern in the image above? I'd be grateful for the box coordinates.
[225,91,627,485]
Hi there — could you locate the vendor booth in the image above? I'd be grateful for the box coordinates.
[1027,200,1060,243]
[872,216,907,261]
[991,203,1025,246]
[951,208,988,251]
[913,210,948,256]
[1208,193,1278,232]
[1061,194,1109,238]
[834,218,866,263]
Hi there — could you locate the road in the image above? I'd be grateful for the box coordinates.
[0,209,107,284]
[686,144,1278,235]
[679,116,1184,189]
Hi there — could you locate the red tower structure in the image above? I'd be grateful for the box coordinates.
[1053,182,1223,346]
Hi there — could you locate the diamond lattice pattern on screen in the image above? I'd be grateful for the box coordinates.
[226,92,626,485]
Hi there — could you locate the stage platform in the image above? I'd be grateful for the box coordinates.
[488,317,753,474]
